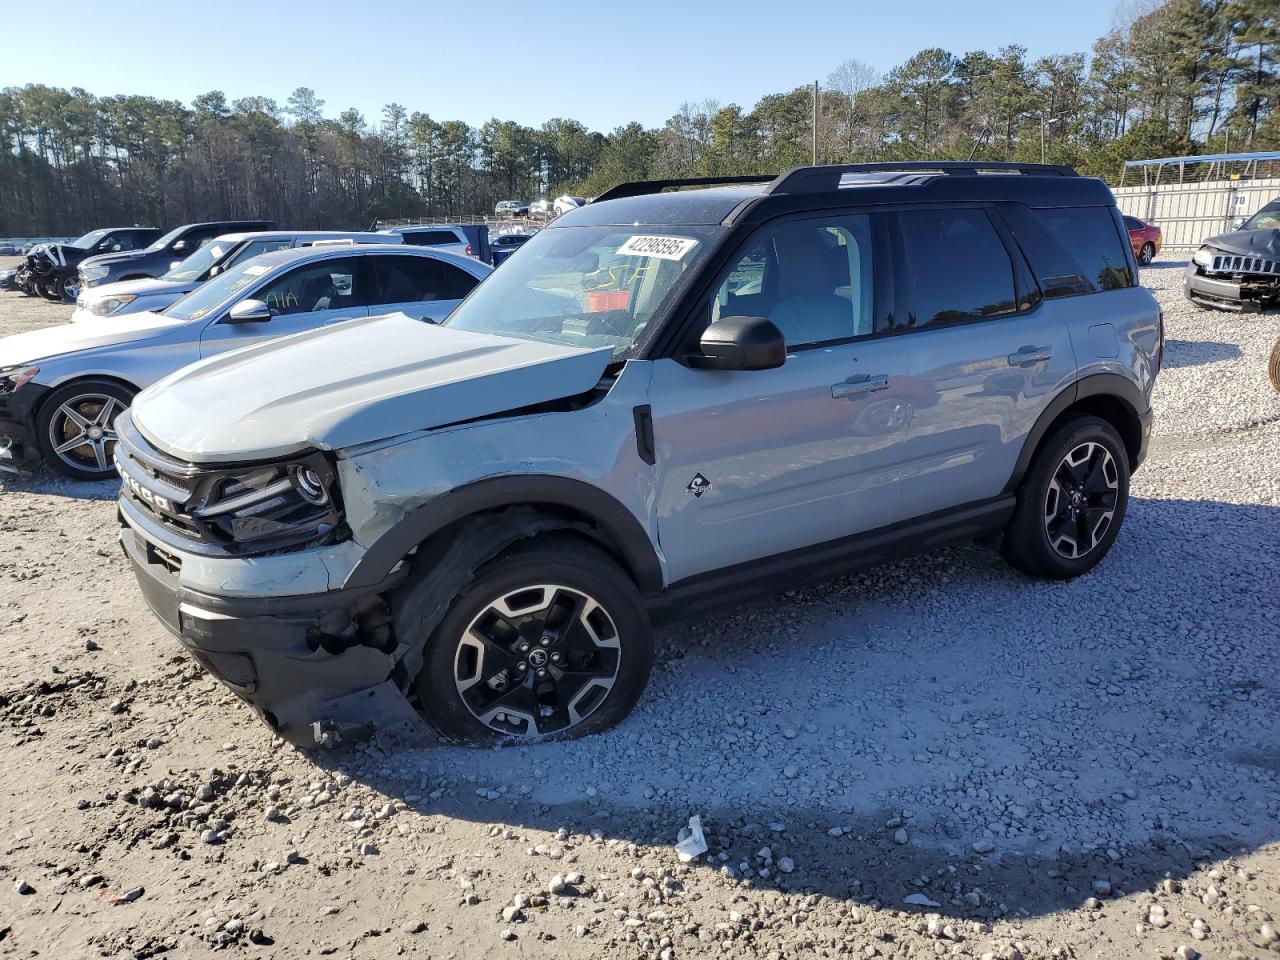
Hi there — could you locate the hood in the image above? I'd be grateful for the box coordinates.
[0,311,185,366]
[79,249,150,271]
[1203,228,1280,260]
[30,243,93,268]
[131,312,615,463]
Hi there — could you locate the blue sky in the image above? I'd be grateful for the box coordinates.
[3,0,1121,130]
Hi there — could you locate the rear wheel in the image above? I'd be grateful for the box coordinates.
[34,379,134,480]
[1138,242,1155,265]
[1002,415,1130,579]
[400,534,653,743]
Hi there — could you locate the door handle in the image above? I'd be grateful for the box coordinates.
[1007,345,1053,366]
[832,374,890,399]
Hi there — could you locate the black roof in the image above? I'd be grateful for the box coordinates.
[557,163,1116,229]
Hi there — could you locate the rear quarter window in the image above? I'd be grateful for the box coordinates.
[999,205,1134,299]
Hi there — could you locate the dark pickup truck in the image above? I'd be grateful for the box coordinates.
[75,219,277,299]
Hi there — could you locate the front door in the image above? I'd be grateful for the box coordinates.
[650,212,916,584]
[199,256,368,357]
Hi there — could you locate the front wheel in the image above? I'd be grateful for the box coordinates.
[34,379,135,480]
[1138,242,1155,265]
[1002,415,1130,579]
[399,534,654,743]
[56,273,81,303]
[35,278,62,302]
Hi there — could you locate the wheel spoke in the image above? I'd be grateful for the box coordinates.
[59,404,91,430]
[91,439,110,471]
[54,432,89,454]
[94,397,117,427]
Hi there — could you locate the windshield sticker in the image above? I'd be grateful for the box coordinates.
[617,235,698,261]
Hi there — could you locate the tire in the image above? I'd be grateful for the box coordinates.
[35,278,62,302]
[1001,415,1130,580]
[34,379,135,480]
[1269,338,1280,394]
[56,273,81,303]
[1138,242,1155,265]
[401,533,654,743]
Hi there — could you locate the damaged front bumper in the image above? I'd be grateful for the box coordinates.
[119,521,427,748]
[1184,262,1280,312]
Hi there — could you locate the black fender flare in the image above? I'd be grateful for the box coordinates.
[342,474,664,594]
[1002,373,1148,495]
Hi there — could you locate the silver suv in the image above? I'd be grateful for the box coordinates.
[117,163,1161,747]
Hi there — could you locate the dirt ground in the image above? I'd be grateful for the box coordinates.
[1,256,1279,960]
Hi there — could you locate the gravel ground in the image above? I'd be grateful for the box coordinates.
[1,256,1278,960]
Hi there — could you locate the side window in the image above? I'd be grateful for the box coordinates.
[375,256,478,304]
[1123,216,1141,231]
[254,258,357,316]
[226,240,291,268]
[896,208,1017,330]
[1001,205,1134,297]
[400,230,463,247]
[1035,207,1134,291]
[709,214,877,349]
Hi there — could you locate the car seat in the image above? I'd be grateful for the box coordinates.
[768,228,853,345]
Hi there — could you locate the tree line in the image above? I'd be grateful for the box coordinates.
[1,0,1275,236]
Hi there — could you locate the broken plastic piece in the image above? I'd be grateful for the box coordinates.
[674,815,708,863]
[903,893,941,908]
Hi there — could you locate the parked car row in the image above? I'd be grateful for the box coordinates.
[0,242,490,478]
[3,163,1169,752]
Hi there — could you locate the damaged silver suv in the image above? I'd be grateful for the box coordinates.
[118,163,1162,747]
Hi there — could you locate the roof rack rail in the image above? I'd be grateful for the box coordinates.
[594,175,777,203]
[767,161,1078,195]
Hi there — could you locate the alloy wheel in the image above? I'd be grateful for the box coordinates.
[1043,441,1119,559]
[1139,242,1154,265]
[48,393,121,474]
[453,584,621,737]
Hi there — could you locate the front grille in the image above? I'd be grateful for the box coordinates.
[115,413,205,542]
[1210,253,1280,276]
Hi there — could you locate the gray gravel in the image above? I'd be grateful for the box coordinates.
[1,258,1278,959]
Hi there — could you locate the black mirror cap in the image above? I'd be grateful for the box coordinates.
[696,316,786,371]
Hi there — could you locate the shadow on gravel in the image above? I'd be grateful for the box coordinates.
[305,495,1280,921]
[1162,337,1243,368]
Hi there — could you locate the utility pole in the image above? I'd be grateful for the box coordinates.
[812,81,819,165]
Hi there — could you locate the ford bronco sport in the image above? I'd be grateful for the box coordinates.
[117,162,1161,747]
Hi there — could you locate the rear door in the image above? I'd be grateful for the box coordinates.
[199,256,369,356]
[368,253,482,322]
[883,205,1076,522]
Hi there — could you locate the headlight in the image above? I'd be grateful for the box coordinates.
[79,264,110,281]
[1192,246,1215,269]
[90,294,137,316]
[0,366,39,397]
[186,454,343,550]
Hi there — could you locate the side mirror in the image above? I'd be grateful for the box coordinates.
[208,265,222,277]
[171,240,189,254]
[225,299,272,324]
[694,316,786,371]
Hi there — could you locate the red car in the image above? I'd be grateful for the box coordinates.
[1124,215,1162,265]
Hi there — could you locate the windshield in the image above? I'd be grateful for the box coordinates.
[71,229,111,249]
[147,226,188,251]
[442,224,722,358]
[162,241,230,282]
[163,257,275,321]
[1242,202,1280,231]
